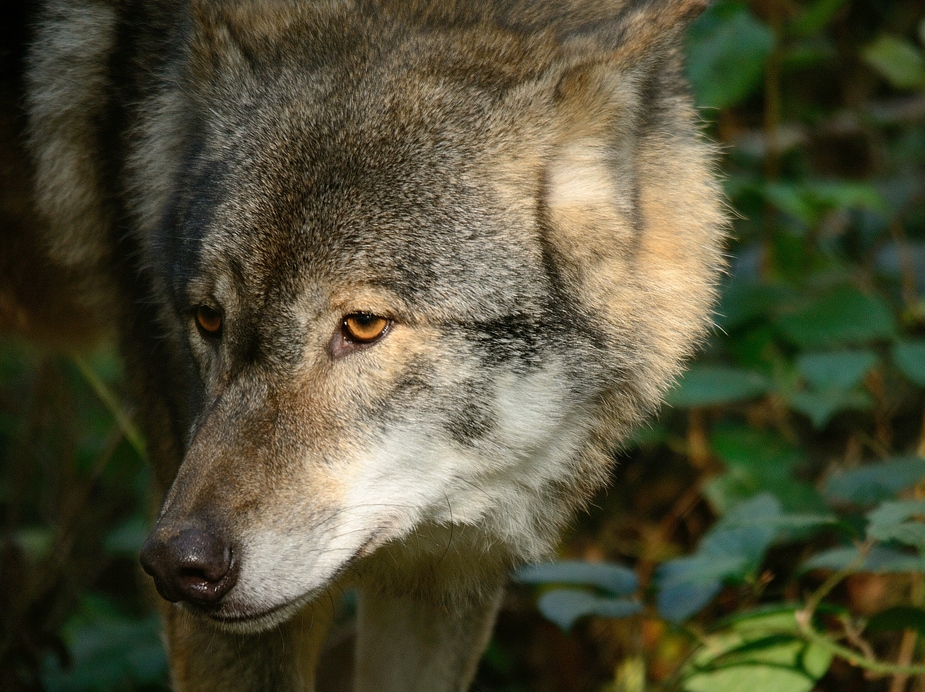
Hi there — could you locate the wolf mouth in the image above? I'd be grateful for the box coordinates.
[201,593,314,632]
[208,599,294,623]
[195,532,384,631]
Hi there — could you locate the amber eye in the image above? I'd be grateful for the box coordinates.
[343,313,390,343]
[195,304,223,337]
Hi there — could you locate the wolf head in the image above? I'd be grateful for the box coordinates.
[129,0,724,631]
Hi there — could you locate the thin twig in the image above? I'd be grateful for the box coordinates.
[795,543,925,678]
[888,629,918,692]
[795,618,925,678]
[839,614,877,662]
[71,355,146,459]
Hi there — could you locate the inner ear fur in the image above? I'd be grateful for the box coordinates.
[539,0,725,408]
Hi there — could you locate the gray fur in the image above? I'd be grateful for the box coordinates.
[17,0,725,689]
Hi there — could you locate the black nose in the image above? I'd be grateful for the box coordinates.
[140,525,238,606]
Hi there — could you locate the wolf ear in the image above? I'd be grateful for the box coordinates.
[547,0,706,139]
[558,0,707,62]
[539,0,708,236]
[535,0,724,411]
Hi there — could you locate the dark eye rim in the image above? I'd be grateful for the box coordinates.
[194,303,223,338]
[341,312,392,344]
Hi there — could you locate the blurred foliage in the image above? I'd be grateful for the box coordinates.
[2,0,925,690]
[0,343,163,691]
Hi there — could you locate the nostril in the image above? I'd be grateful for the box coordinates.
[176,544,236,591]
[140,525,239,606]
[180,556,227,584]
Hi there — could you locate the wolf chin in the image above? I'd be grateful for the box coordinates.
[7,0,726,689]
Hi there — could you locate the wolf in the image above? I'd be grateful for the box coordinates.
[12,0,726,689]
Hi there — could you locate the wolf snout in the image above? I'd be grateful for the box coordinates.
[140,524,239,606]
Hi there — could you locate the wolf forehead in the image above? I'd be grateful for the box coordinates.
[158,17,574,322]
[162,129,549,316]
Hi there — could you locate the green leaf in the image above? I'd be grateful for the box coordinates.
[515,560,638,596]
[655,493,836,622]
[716,604,801,630]
[790,0,849,37]
[701,473,751,515]
[537,590,642,631]
[867,500,925,550]
[763,181,887,225]
[863,35,925,90]
[825,457,925,504]
[667,365,771,408]
[42,595,167,692]
[712,426,804,471]
[866,606,925,635]
[788,389,872,428]
[718,281,797,331]
[701,525,775,574]
[727,324,781,373]
[705,426,827,515]
[809,181,888,214]
[705,472,827,517]
[655,555,737,623]
[714,493,781,530]
[656,496,785,623]
[788,350,879,428]
[681,609,832,692]
[796,350,878,391]
[721,511,838,536]
[775,287,896,349]
[803,545,925,573]
[893,341,925,386]
[781,39,837,70]
[763,184,817,224]
[714,493,836,544]
[15,526,54,561]
[686,5,775,109]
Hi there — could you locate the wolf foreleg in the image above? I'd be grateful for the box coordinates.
[353,587,503,692]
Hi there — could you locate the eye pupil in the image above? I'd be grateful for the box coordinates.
[343,313,389,343]
[196,305,223,335]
